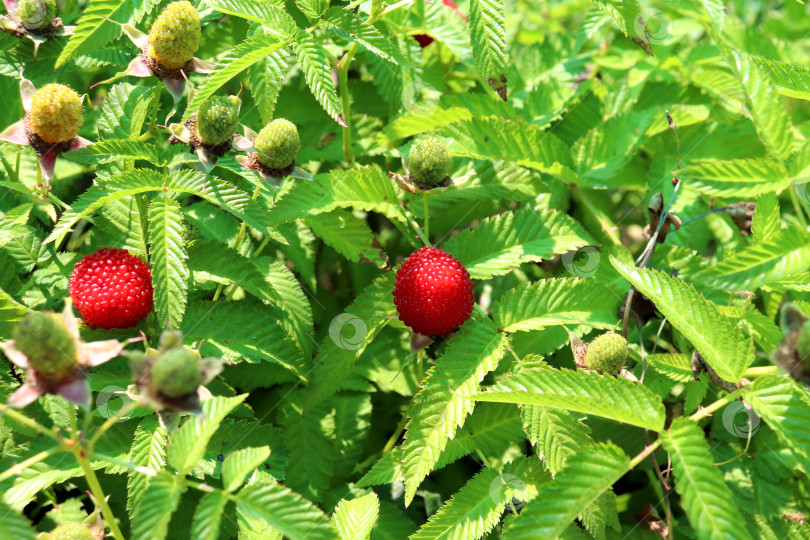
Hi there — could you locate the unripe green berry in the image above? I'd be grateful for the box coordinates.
[148,1,201,69]
[583,332,627,376]
[196,96,240,145]
[408,136,450,186]
[796,320,810,362]
[17,0,56,30]
[12,312,77,380]
[254,119,300,169]
[151,347,201,398]
[30,84,83,144]
[47,522,93,540]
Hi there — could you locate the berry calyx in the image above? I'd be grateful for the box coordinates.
[408,137,450,186]
[69,248,154,330]
[46,522,93,540]
[583,332,628,376]
[195,95,240,146]
[29,84,83,144]
[393,247,474,337]
[13,312,77,380]
[17,0,56,30]
[148,1,201,69]
[150,347,201,398]
[254,118,300,169]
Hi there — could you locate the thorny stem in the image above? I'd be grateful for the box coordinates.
[75,449,125,540]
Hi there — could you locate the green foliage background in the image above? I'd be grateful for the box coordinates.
[1,0,810,538]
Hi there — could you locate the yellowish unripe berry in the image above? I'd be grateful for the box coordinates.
[29,84,83,144]
[148,1,201,69]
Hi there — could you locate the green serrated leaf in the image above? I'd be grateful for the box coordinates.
[721,46,794,160]
[469,0,507,99]
[167,395,248,475]
[296,30,346,126]
[752,193,781,242]
[148,196,189,329]
[0,501,35,540]
[131,472,185,540]
[223,447,271,492]
[743,375,810,473]
[191,489,229,540]
[503,443,629,539]
[401,316,507,505]
[444,208,593,279]
[492,278,620,333]
[610,254,755,382]
[56,0,135,69]
[127,416,168,512]
[521,405,591,475]
[661,418,752,540]
[65,139,164,165]
[477,364,665,430]
[693,226,810,292]
[439,117,582,184]
[306,210,389,268]
[236,481,338,540]
[675,158,790,197]
[271,165,407,226]
[333,491,379,540]
[184,33,288,121]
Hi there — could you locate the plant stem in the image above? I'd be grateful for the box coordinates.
[337,56,356,166]
[213,186,261,301]
[423,192,430,243]
[689,389,743,421]
[87,401,139,450]
[0,447,62,483]
[353,414,408,474]
[628,439,662,470]
[570,185,621,245]
[789,184,810,227]
[417,349,425,380]
[75,450,125,540]
[743,365,778,378]
[0,403,59,440]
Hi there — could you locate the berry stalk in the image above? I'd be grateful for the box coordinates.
[74,449,126,540]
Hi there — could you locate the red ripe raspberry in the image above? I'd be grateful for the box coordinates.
[69,249,154,330]
[393,247,474,337]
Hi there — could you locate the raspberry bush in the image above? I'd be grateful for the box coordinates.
[1,1,810,539]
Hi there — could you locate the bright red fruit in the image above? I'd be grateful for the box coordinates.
[393,247,474,337]
[69,248,154,330]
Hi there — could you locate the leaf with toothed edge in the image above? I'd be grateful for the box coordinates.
[296,29,347,127]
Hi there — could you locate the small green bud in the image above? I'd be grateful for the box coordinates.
[17,0,56,30]
[583,332,627,376]
[151,347,201,398]
[254,118,300,169]
[195,96,240,145]
[13,312,77,380]
[407,136,450,186]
